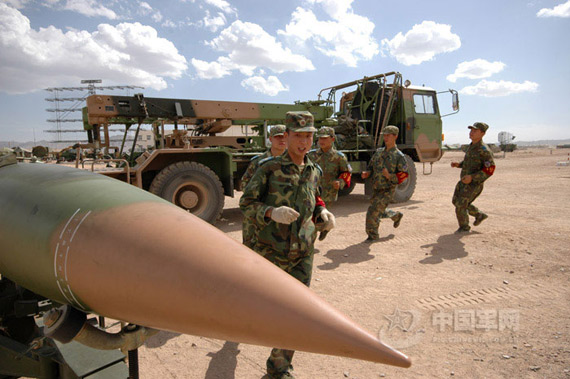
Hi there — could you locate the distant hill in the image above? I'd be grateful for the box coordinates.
[514,138,570,147]
[0,140,74,150]
[0,137,134,151]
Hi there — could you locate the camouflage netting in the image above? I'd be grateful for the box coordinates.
[333,115,374,150]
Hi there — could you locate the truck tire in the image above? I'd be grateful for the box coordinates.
[392,154,416,203]
[338,179,356,197]
[149,161,224,224]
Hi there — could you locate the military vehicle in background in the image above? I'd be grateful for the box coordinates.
[82,71,458,223]
[498,131,517,152]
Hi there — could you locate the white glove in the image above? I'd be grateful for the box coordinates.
[318,209,336,231]
[270,206,300,224]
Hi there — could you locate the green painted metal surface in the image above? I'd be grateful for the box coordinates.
[0,162,170,308]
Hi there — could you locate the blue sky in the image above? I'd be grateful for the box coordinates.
[0,0,569,144]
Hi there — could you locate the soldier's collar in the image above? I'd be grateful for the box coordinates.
[282,151,312,166]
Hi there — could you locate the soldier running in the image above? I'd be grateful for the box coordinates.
[239,111,336,379]
[363,125,408,241]
[451,122,495,233]
[308,126,352,204]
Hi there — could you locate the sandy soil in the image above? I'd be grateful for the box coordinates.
[137,147,570,379]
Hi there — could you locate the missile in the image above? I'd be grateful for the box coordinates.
[0,159,411,368]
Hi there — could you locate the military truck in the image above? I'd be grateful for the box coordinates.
[82,71,458,223]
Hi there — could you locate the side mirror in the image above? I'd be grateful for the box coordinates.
[452,91,459,111]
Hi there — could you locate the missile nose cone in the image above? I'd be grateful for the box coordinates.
[0,163,411,368]
[62,201,411,367]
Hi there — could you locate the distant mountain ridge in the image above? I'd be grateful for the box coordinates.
[514,138,570,147]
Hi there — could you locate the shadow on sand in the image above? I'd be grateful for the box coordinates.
[205,341,241,379]
[419,232,475,264]
[144,330,182,349]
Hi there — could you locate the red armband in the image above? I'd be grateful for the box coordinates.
[339,171,351,188]
[312,195,326,223]
[482,164,495,176]
[396,172,409,184]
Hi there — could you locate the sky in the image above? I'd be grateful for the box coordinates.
[0,0,569,145]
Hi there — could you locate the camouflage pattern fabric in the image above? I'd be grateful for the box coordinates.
[240,150,272,191]
[239,152,324,264]
[285,111,317,132]
[452,140,495,228]
[365,146,408,239]
[308,147,351,204]
[239,152,324,376]
[240,150,272,248]
[265,254,313,378]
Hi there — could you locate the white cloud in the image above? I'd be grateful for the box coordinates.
[190,58,232,79]
[0,4,187,94]
[381,21,461,66]
[241,75,289,96]
[162,19,178,28]
[447,59,506,82]
[202,10,226,32]
[305,0,353,19]
[278,2,378,67]
[204,0,236,15]
[192,20,314,80]
[537,0,570,17]
[460,80,539,97]
[0,0,30,8]
[64,0,117,19]
[139,1,163,23]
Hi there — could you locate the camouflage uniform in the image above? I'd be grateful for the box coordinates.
[241,150,272,248]
[241,125,287,248]
[452,132,495,231]
[239,111,325,379]
[365,127,408,239]
[308,127,352,204]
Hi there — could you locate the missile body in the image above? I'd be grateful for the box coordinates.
[0,160,410,368]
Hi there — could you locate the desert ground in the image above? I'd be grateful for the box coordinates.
[137,147,570,379]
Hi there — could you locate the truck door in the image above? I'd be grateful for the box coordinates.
[410,90,442,163]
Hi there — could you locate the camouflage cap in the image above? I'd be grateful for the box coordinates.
[285,111,317,132]
[468,122,489,133]
[380,125,399,135]
[316,126,335,138]
[269,124,286,137]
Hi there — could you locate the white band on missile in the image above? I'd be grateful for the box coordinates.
[54,208,91,310]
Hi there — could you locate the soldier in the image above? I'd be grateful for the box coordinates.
[240,124,288,191]
[451,122,495,233]
[240,125,288,248]
[308,127,352,204]
[239,111,336,379]
[363,125,408,241]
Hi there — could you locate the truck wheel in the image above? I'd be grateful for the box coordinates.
[392,154,416,203]
[338,179,356,196]
[149,161,224,224]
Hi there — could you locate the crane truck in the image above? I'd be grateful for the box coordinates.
[82,71,459,223]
